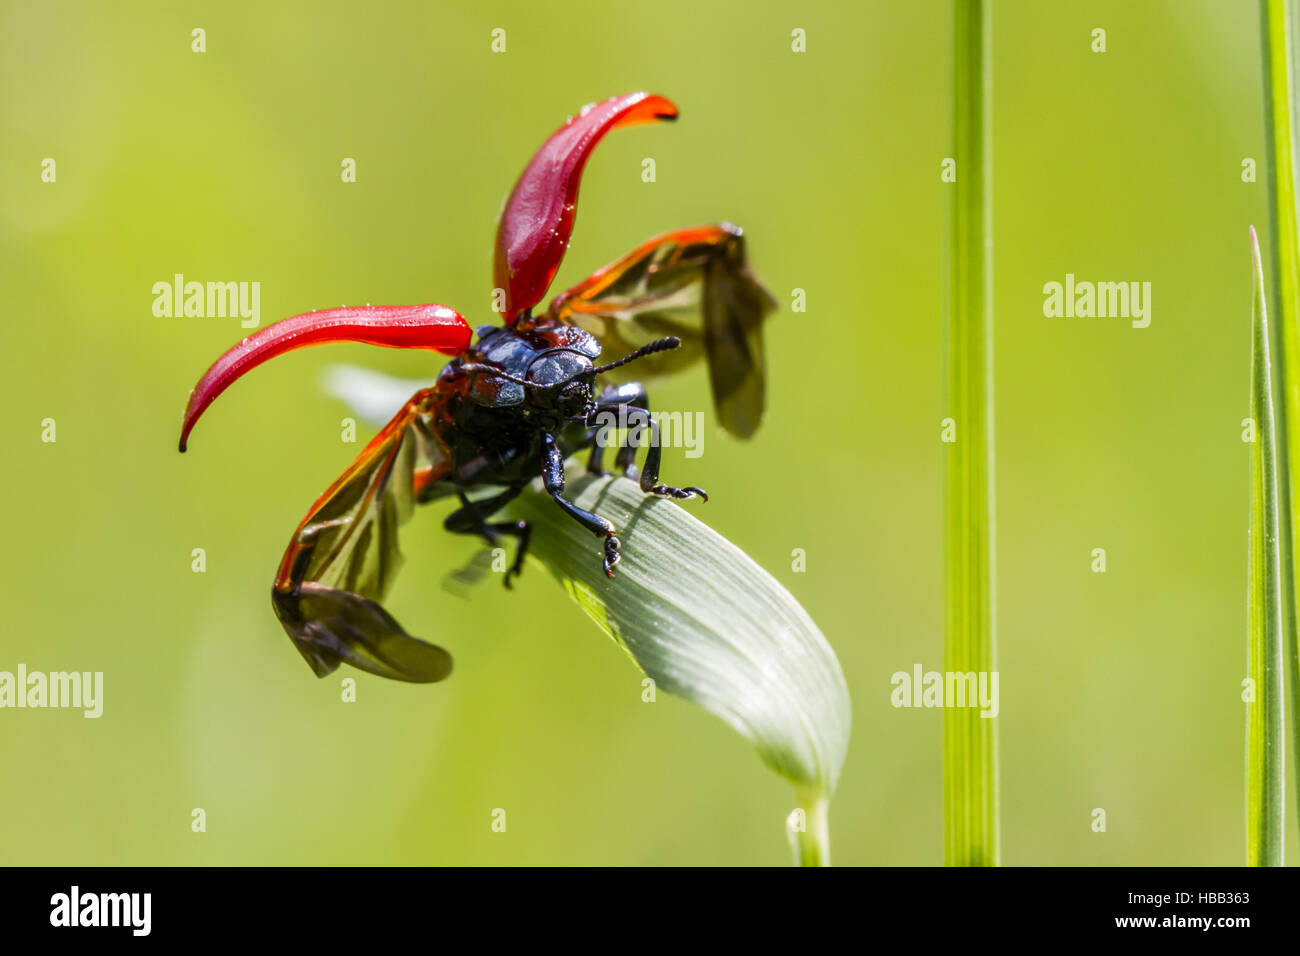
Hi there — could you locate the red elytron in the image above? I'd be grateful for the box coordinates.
[179,93,777,683]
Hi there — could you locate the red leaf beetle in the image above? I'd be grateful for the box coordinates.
[178,93,777,682]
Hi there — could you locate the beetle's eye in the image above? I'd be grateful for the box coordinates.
[557,381,590,416]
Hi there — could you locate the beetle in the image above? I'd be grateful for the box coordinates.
[178,92,777,683]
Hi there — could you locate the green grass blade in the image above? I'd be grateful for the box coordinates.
[1259,0,1300,852]
[503,473,852,866]
[943,0,999,867]
[1248,227,1286,867]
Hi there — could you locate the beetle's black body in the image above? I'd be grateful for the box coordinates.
[429,319,704,582]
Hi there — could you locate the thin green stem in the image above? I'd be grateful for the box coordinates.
[1258,0,1300,855]
[942,0,998,866]
[787,791,830,867]
[1247,228,1286,867]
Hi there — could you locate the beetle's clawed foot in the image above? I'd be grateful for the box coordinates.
[650,484,708,502]
[602,533,622,578]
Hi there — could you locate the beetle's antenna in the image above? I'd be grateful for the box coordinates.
[456,363,536,387]
[590,336,681,376]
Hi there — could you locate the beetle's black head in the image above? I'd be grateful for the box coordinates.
[524,349,598,420]
[460,333,682,421]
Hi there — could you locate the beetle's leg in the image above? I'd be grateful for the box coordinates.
[445,488,524,544]
[443,487,530,587]
[586,382,645,475]
[585,411,609,476]
[586,439,607,477]
[543,432,621,576]
[594,404,708,502]
[611,384,651,477]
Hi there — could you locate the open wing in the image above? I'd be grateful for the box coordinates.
[271,389,456,683]
[545,223,778,438]
[179,303,472,451]
[177,303,473,682]
[494,92,679,323]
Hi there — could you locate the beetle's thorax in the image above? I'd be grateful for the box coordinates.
[437,322,602,437]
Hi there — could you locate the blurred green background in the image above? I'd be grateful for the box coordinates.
[3,0,1297,865]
